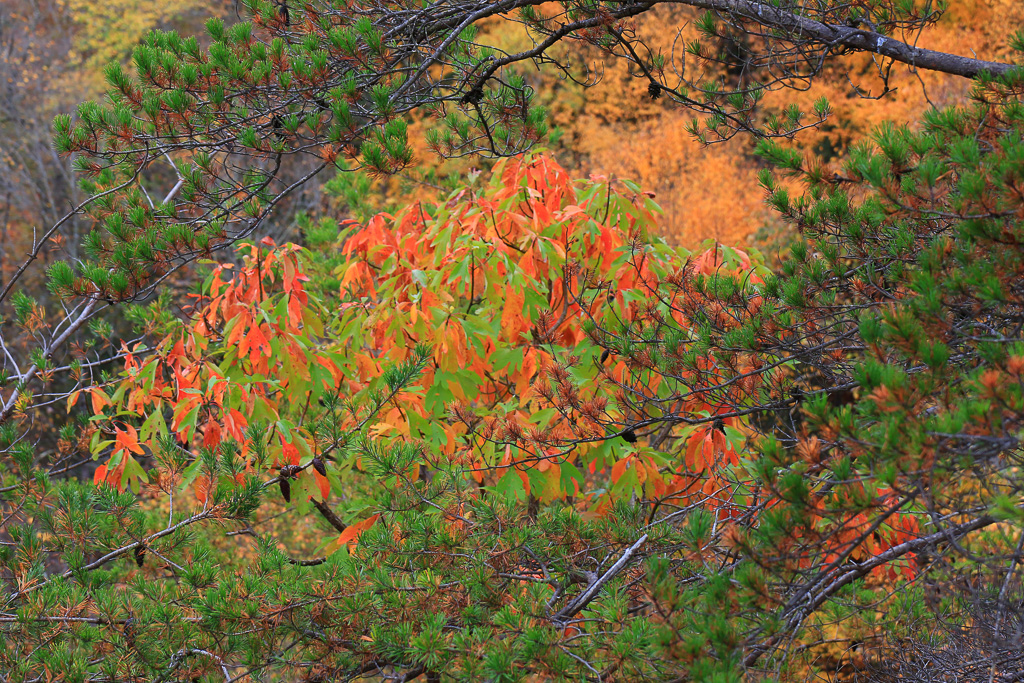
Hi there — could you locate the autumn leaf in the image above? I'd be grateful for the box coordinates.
[194,475,211,507]
[239,323,271,366]
[500,286,526,342]
[202,420,222,450]
[114,424,145,456]
[311,467,330,501]
[611,455,632,484]
[90,388,111,414]
[327,514,380,554]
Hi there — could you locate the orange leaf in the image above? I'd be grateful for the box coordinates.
[685,431,713,473]
[115,424,145,456]
[517,251,536,278]
[202,420,222,450]
[111,458,128,493]
[500,286,526,342]
[516,349,537,399]
[93,463,109,486]
[224,409,249,442]
[247,325,272,366]
[354,352,381,379]
[337,514,379,550]
[281,438,301,467]
[90,388,111,414]
[517,467,531,497]
[316,356,344,389]
[312,468,330,501]
[194,475,211,506]
[611,457,629,484]
[225,312,250,349]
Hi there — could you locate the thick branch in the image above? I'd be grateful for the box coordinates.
[552,533,648,624]
[311,498,347,533]
[651,0,1016,79]
[487,0,1016,81]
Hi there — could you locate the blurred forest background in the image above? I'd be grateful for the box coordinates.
[2,0,1021,273]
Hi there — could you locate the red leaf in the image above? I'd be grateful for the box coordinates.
[224,409,248,442]
[240,324,271,367]
[599,224,614,264]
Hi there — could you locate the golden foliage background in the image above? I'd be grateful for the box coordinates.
[1,0,1021,263]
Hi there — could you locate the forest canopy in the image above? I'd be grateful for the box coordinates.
[1,0,1024,681]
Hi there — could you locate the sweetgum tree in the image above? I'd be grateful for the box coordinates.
[2,0,1024,681]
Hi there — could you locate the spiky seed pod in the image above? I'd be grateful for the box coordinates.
[648,82,662,100]
[312,457,327,477]
[712,417,725,434]
[134,544,146,568]
[279,478,291,503]
[621,428,638,443]
[600,349,611,364]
